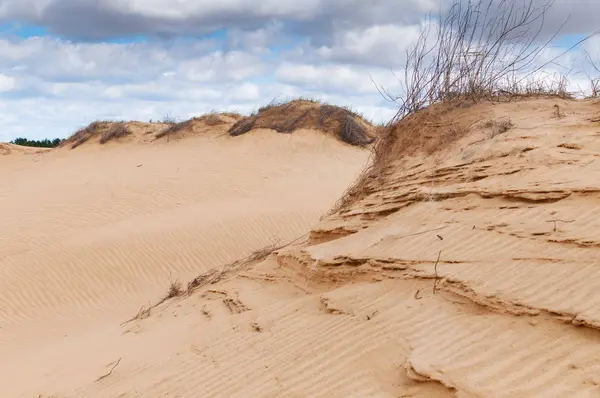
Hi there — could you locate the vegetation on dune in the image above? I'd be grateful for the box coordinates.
[99,122,132,144]
[155,119,196,139]
[228,98,376,147]
[154,112,241,139]
[373,0,598,122]
[63,121,109,149]
[61,121,132,149]
[10,137,63,148]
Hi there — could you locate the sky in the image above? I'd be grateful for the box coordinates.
[1,0,600,142]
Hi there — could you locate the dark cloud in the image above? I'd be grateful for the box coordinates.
[0,0,438,41]
[0,0,597,43]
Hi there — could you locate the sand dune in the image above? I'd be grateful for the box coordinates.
[0,127,368,395]
[3,97,600,397]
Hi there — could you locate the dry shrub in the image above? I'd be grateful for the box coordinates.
[228,99,375,146]
[64,121,107,149]
[339,114,375,146]
[161,114,177,124]
[588,78,600,98]
[229,116,257,136]
[64,121,132,148]
[202,113,226,126]
[99,122,131,144]
[373,0,595,121]
[503,73,576,101]
[220,112,244,120]
[156,113,236,139]
[258,97,320,114]
[552,104,563,118]
[156,119,195,139]
[166,280,183,299]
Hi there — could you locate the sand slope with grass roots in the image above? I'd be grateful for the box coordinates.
[3,97,600,397]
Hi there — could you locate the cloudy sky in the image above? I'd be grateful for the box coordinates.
[1,0,599,141]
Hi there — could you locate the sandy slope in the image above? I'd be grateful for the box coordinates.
[3,97,600,398]
[0,128,368,397]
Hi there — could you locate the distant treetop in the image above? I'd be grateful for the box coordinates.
[10,137,62,148]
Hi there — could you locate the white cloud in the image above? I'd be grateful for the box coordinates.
[0,74,17,91]
[314,24,423,67]
[275,63,401,95]
[177,51,264,82]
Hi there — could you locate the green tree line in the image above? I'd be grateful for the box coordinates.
[10,137,63,148]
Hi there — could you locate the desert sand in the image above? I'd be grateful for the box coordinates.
[2,97,600,397]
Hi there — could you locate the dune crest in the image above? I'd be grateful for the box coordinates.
[229,99,377,146]
[50,100,376,151]
[0,142,50,156]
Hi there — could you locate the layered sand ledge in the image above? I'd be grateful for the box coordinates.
[2,97,600,397]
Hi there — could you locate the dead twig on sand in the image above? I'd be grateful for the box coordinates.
[96,357,122,382]
[546,219,575,232]
[432,250,442,294]
[368,226,449,249]
[553,104,562,118]
[120,302,151,326]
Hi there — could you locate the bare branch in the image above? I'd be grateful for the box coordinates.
[374,0,599,122]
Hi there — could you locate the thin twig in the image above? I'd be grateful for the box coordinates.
[546,219,574,232]
[96,357,122,382]
[432,250,442,294]
[369,226,449,248]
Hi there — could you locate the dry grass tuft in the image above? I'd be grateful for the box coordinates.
[156,119,195,139]
[99,122,132,144]
[155,112,238,139]
[121,241,289,326]
[187,243,282,294]
[481,118,514,138]
[62,121,133,148]
[553,104,564,118]
[339,113,376,146]
[64,121,108,149]
[203,114,226,126]
[228,99,375,146]
[229,117,257,137]
[220,112,244,120]
[166,279,183,299]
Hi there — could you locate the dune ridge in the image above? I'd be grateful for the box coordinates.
[42,100,377,150]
